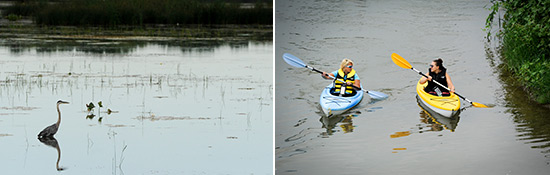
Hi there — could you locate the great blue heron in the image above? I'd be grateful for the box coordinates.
[38,100,69,138]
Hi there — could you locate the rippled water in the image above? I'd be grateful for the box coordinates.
[0,38,273,174]
[276,0,550,174]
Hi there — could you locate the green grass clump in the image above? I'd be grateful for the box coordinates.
[487,0,550,104]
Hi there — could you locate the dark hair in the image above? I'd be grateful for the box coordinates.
[433,58,445,70]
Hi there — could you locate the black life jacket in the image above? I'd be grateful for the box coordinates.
[334,68,356,94]
[425,67,448,93]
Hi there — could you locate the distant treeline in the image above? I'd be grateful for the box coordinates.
[487,0,550,104]
[3,0,272,26]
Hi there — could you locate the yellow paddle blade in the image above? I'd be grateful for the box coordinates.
[472,102,490,108]
[391,53,412,69]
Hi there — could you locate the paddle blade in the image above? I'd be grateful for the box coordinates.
[282,53,307,68]
[471,102,490,108]
[391,53,412,69]
[367,90,389,100]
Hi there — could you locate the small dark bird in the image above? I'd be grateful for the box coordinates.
[38,100,70,138]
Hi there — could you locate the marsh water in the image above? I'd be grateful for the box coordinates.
[0,37,272,174]
[276,0,550,174]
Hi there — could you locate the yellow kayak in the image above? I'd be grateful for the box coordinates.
[416,78,460,117]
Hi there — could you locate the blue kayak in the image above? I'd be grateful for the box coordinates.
[320,84,364,116]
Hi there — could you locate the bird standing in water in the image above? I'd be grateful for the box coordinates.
[38,100,69,138]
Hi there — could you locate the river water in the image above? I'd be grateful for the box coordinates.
[275,0,550,174]
[0,38,273,174]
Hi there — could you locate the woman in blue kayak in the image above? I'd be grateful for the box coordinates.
[419,58,455,96]
[321,58,361,97]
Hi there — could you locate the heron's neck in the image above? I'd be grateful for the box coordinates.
[56,104,61,126]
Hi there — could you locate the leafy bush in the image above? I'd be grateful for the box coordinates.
[487,0,550,104]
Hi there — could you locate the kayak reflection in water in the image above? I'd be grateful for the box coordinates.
[319,115,355,138]
[322,58,361,97]
[419,58,455,97]
[418,108,460,132]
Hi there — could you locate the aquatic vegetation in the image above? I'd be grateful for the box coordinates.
[86,102,95,112]
[85,101,115,123]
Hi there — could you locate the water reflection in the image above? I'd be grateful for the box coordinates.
[0,38,254,55]
[416,96,461,132]
[498,67,550,163]
[485,39,550,163]
[390,97,462,139]
[319,115,355,138]
[38,137,65,171]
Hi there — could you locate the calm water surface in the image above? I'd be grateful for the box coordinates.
[0,38,273,174]
[276,0,550,174]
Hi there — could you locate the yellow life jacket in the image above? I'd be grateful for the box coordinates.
[334,68,356,94]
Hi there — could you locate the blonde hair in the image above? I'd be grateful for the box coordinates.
[340,58,354,70]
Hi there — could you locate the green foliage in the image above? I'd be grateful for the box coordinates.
[487,0,550,104]
[6,0,272,26]
[485,0,501,38]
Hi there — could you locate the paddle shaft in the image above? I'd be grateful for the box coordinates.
[410,67,474,104]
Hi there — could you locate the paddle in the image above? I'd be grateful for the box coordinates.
[283,53,389,100]
[391,53,489,108]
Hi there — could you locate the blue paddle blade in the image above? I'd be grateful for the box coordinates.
[367,90,389,100]
[282,53,307,68]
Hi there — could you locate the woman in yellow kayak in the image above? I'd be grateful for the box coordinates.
[419,58,455,96]
[321,58,361,97]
